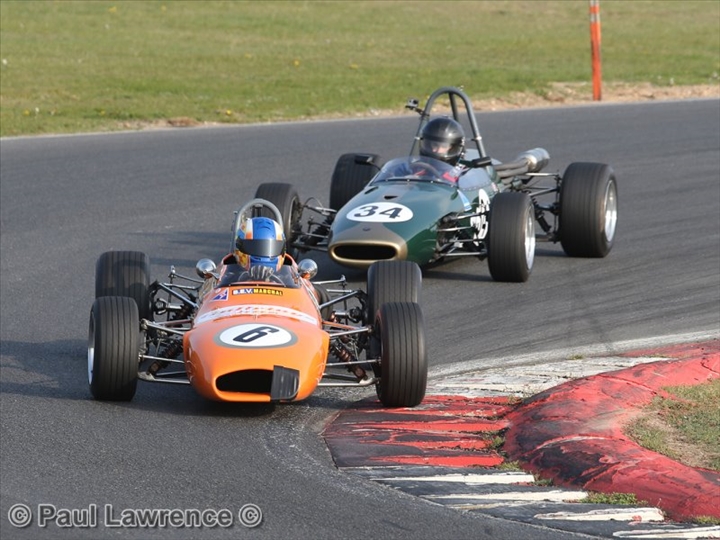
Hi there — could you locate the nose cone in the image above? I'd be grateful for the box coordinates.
[184,316,328,402]
[329,221,409,268]
[329,182,458,268]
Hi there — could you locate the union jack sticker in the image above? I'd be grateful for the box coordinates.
[211,289,228,301]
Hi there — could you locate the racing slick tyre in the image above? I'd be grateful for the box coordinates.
[559,162,618,258]
[95,251,152,321]
[487,192,535,282]
[367,260,422,369]
[88,296,140,401]
[366,260,422,324]
[254,182,303,259]
[375,302,427,408]
[313,283,333,321]
[329,153,380,211]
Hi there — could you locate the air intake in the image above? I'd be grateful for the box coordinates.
[216,370,272,394]
[333,244,397,261]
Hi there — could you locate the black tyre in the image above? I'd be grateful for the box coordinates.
[329,153,380,211]
[487,192,535,282]
[254,182,303,258]
[366,260,421,371]
[314,283,333,321]
[88,296,140,401]
[559,162,618,257]
[375,302,427,408]
[366,260,422,324]
[95,251,152,320]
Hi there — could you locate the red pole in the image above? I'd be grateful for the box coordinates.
[590,0,602,101]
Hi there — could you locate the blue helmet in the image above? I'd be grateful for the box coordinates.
[235,217,286,278]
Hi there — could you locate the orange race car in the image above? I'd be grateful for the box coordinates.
[88,199,427,408]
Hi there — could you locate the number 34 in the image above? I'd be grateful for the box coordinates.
[347,202,414,223]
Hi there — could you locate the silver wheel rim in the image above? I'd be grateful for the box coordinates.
[525,207,536,269]
[603,181,618,243]
[88,316,95,384]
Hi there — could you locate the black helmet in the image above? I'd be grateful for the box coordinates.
[419,117,465,165]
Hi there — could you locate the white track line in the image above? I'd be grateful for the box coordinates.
[429,330,720,380]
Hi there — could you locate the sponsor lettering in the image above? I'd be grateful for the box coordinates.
[232,287,283,296]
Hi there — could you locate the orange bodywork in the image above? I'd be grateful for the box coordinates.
[183,279,329,402]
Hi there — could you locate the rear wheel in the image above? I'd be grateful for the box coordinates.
[88,296,140,401]
[254,182,303,259]
[313,283,333,321]
[375,302,427,408]
[487,192,535,282]
[329,153,380,210]
[559,162,618,257]
[95,251,151,320]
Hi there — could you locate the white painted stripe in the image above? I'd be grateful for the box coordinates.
[377,472,535,484]
[194,304,318,325]
[425,490,587,502]
[534,507,665,522]
[428,331,720,380]
[426,356,679,397]
[443,501,543,510]
[612,526,720,538]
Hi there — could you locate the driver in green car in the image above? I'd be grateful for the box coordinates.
[419,117,466,166]
[400,116,467,183]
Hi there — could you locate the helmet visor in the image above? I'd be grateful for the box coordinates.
[235,238,285,258]
[420,136,463,160]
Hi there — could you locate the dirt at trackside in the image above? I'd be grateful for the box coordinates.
[467,81,720,111]
[340,81,720,118]
[128,82,720,131]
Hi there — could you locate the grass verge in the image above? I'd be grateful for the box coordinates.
[580,492,646,506]
[625,378,720,472]
[1,0,718,136]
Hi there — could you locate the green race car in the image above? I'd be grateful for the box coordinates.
[256,86,618,283]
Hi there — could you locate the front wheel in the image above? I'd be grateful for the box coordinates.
[559,162,618,257]
[375,302,427,408]
[88,296,140,401]
[329,153,380,211]
[487,192,535,282]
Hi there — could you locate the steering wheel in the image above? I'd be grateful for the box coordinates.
[266,273,286,286]
[245,265,287,285]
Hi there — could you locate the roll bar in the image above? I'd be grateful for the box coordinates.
[407,86,487,158]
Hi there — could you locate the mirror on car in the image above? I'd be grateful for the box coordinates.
[469,156,493,168]
[297,259,318,279]
[354,154,375,165]
[354,154,382,172]
[195,258,218,279]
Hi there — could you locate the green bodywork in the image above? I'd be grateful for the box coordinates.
[328,167,500,267]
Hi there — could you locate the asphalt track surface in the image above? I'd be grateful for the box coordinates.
[1,99,719,539]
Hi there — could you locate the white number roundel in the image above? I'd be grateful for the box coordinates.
[346,202,413,223]
[217,324,296,348]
